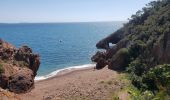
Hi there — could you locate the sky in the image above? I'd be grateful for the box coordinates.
[0,0,154,23]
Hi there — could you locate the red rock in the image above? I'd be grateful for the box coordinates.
[0,39,40,93]
[8,68,34,93]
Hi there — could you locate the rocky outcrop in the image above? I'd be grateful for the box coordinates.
[92,0,170,70]
[91,52,107,69]
[0,39,40,93]
[8,68,34,93]
[0,74,8,89]
[96,28,124,50]
[0,39,15,60]
[92,0,170,97]
[15,46,40,76]
[93,36,130,69]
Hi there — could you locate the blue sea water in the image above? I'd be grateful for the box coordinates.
[0,22,124,78]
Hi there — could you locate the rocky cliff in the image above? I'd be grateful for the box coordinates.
[0,39,40,93]
[92,0,170,98]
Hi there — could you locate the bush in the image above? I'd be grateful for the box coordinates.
[143,64,170,92]
[127,58,147,76]
[129,40,146,59]
[114,48,131,67]
[108,48,131,70]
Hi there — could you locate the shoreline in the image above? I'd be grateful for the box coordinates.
[19,65,129,100]
[35,64,95,81]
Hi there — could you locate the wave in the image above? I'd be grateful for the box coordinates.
[35,64,95,81]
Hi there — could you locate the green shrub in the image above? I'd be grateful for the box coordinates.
[141,90,154,100]
[117,48,129,55]
[116,48,130,65]
[143,64,170,92]
[129,40,146,59]
[127,59,145,89]
[127,58,147,76]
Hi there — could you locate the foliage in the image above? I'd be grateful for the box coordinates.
[127,59,147,76]
[114,48,131,67]
[129,40,146,59]
[115,48,130,61]
[143,64,170,92]
[113,0,170,98]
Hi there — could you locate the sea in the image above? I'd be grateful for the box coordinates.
[0,21,124,80]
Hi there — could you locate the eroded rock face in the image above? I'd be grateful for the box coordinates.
[15,46,40,76]
[0,39,40,93]
[91,52,107,69]
[92,25,169,70]
[0,39,15,60]
[93,36,130,70]
[0,74,9,88]
[96,28,124,50]
[8,68,34,93]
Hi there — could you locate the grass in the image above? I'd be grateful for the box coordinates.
[116,73,143,100]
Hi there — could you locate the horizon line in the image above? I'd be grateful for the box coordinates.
[0,20,127,24]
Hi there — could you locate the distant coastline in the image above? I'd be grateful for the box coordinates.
[0,21,127,24]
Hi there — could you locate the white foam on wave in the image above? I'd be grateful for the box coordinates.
[35,64,95,81]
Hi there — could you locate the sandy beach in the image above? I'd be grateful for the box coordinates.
[18,66,129,100]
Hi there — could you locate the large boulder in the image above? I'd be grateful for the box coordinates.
[0,39,40,93]
[8,68,34,93]
[91,51,107,69]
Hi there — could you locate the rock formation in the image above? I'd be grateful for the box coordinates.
[92,0,170,97]
[92,0,170,70]
[0,39,40,93]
